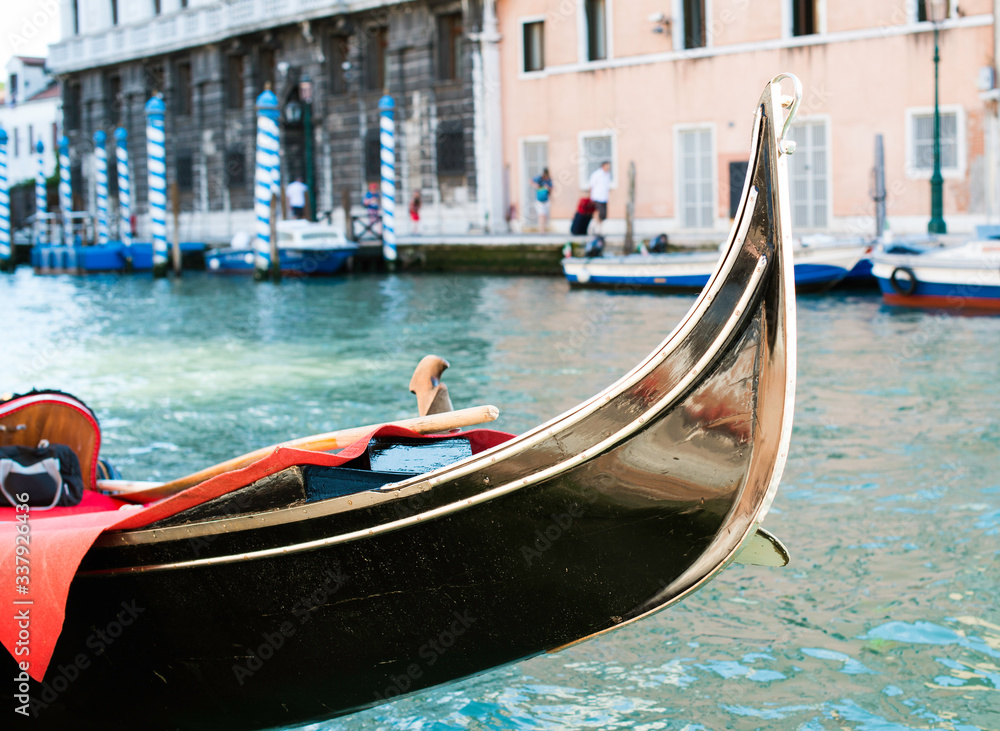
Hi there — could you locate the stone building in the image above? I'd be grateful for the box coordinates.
[49,0,505,242]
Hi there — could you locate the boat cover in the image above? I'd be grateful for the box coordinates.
[0,426,514,680]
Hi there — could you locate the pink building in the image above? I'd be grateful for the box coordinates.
[499,0,1000,239]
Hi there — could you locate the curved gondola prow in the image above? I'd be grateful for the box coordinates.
[373,74,799,609]
[611,74,801,629]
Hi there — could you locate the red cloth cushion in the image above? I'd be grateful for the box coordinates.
[0,427,514,680]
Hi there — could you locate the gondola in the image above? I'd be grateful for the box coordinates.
[1,73,800,730]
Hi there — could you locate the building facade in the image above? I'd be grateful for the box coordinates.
[0,56,62,187]
[498,0,1000,239]
[49,0,506,242]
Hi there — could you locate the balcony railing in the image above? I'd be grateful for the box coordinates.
[49,0,379,74]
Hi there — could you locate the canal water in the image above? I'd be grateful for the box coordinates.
[1,270,997,730]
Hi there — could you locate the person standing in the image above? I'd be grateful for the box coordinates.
[363,183,381,229]
[588,161,611,234]
[286,177,309,219]
[409,190,422,234]
[532,168,553,232]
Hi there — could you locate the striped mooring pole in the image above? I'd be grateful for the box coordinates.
[378,95,396,263]
[35,139,47,247]
[59,135,73,247]
[114,127,133,267]
[253,87,281,281]
[93,130,110,246]
[0,128,11,271]
[145,95,169,277]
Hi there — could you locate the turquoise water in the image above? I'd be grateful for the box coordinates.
[2,271,998,730]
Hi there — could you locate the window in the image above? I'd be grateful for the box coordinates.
[111,0,119,26]
[13,128,18,158]
[28,125,34,154]
[365,128,380,183]
[174,61,192,116]
[437,13,464,81]
[107,148,118,196]
[72,0,79,34]
[437,120,466,176]
[227,55,245,109]
[676,127,715,229]
[786,120,829,229]
[791,0,818,36]
[153,0,162,16]
[65,84,83,131]
[143,63,165,96]
[258,48,276,91]
[682,0,706,49]
[584,0,607,61]
[181,0,188,8]
[365,26,389,91]
[908,108,960,175]
[578,132,614,189]
[176,152,194,192]
[225,147,247,188]
[107,74,122,124]
[328,36,349,95]
[522,21,544,72]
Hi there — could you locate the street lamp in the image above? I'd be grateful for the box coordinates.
[299,73,316,221]
[927,0,947,234]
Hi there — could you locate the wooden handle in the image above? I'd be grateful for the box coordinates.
[98,404,500,502]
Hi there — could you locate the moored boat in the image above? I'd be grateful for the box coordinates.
[871,239,1000,311]
[1,73,801,730]
[31,241,207,273]
[562,231,868,293]
[206,220,359,275]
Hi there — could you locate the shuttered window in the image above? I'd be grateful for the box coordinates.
[677,128,714,229]
[787,120,829,229]
[579,133,613,189]
[911,112,958,172]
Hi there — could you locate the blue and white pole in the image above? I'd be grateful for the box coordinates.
[145,95,169,277]
[253,88,281,280]
[114,127,133,266]
[378,95,396,263]
[93,130,110,246]
[35,139,47,247]
[0,128,11,270]
[59,135,74,247]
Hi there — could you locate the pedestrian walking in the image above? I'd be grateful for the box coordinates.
[588,161,611,234]
[287,177,308,219]
[532,168,553,232]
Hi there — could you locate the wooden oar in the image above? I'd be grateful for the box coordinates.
[97,404,500,503]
